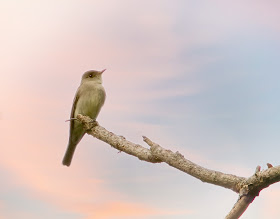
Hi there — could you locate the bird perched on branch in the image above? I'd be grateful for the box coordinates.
[62,69,106,166]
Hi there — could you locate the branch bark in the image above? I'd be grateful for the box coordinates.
[77,114,280,219]
[225,195,255,219]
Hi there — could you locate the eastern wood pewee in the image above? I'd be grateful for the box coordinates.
[62,69,106,166]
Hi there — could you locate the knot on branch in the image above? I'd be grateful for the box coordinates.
[239,183,259,199]
[238,166,275,200]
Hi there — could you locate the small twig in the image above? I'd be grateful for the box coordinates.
[255,165,261,174]
[267,163,273,168]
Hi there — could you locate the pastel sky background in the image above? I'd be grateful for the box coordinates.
[1,0,280,218]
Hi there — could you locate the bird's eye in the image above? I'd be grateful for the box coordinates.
[89,74,93,78]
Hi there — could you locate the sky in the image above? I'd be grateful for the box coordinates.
[1,0,280,218]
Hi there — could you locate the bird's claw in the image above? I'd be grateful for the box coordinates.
[65,118,77,122]
[90,120,99,126]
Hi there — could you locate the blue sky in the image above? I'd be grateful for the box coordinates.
[1,0,280,218]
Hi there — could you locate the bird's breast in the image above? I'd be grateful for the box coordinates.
[75,84,105,120]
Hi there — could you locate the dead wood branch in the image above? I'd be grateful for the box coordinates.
[77,114,280,219]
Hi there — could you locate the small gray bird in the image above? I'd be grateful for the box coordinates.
[62,69,106,166]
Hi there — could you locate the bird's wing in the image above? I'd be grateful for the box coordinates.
[69,87,82,131]
[63,87,84,166]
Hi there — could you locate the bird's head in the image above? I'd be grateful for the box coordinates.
[81,69,106,84]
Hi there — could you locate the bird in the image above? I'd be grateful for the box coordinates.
[62,69,106,166]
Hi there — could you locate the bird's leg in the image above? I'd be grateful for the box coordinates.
[65,118,77,122]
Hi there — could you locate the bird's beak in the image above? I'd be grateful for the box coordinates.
[100,69,106,74]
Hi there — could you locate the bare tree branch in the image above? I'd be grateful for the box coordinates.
[77,114,280,219]
[142,136,245,192]
[225,195,255,219]
[77,114,161,163]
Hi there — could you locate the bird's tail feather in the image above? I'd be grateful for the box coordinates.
[62,143,77,166]
[62,132,85,166]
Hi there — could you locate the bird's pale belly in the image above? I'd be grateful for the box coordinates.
[75,91,102,120]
